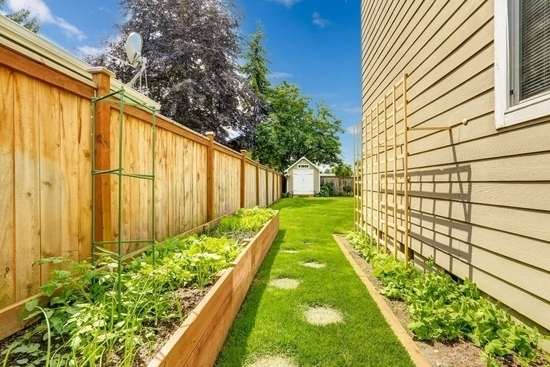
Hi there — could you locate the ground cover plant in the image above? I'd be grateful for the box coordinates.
[0,208,276,367]
[216,197,415,367]
[346,232,549,367]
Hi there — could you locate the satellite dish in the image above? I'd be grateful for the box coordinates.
[124,32,148,88]
[125,32,143,67]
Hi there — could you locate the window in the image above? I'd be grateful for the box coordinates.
[297,164,310,169]
[495,0,550,128]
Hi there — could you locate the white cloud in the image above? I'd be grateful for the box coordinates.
[270,71,293,79]
[312,12,330,28]
[6,0,85,40]
[268,0,301,8]
[77,45,106,58]
[345,125,360,134]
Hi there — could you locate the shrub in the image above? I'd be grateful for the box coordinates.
[320,182,334,197]
[346,232,547,366]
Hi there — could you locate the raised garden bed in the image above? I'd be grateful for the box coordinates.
[1,209,279,367]
[148,211,279,367]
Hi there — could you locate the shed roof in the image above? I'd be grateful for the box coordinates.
[284,157,321,173]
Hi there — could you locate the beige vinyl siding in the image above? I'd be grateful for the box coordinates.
[361,0,550,331]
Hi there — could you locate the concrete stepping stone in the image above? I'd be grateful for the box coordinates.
[304,305,343,325]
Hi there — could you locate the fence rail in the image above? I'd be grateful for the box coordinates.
[0,22,281,340]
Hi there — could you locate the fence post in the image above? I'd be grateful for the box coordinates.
[265,169,269,206]
[89,67,114,245]
[206,132,215,221]
[255,161,260,206]
[240,150,247,208]
[272,171,275,203]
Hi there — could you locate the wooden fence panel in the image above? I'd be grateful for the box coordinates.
[0,67,93,309]
[267,171,273,204]
[259,169,267,207]
[245,162,257,208]
[213,150,241,218]
[0,36,281,339]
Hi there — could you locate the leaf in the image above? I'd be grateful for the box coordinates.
[16,359,29,365]
[25,298,39,312]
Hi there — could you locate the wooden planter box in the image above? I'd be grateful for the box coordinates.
[148,211,280,367]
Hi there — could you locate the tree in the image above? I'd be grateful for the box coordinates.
[332,163,353,177]
[240,25,271,98]
[253,81,343,171]
[89,0,263,143]
[0,0,39,32]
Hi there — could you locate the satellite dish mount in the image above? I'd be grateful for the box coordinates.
[125,32,147,88]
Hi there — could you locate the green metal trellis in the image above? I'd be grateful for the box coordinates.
[91,87,157,305]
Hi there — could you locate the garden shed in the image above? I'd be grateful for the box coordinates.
[284,157,320,196]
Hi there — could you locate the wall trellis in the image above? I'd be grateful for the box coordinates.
[356,74,450,266]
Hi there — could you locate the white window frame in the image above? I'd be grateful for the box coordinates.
[495,0,550,128]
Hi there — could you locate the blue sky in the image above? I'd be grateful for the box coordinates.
[3,0,361,165]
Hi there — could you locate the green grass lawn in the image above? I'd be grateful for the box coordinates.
[216,197,415,367]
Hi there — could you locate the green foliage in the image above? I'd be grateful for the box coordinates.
[218,197,415,367]
[214,207,276,235]
[319,182,334,197]
[240,25,271,98]
[252,82,344,171]
[2,209,275,367]
[346,232,548,366]
[342,185,353,195]
[331,163,353,177]
[0,0,39,32]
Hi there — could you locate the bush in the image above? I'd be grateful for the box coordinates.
[320,182,334,197]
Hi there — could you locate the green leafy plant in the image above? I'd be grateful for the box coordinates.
[214,207,276,236]
[319,182,334,197]
[346,231,548,366]
[2,209,275,367]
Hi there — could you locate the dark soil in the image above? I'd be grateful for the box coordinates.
[134,287,210,366]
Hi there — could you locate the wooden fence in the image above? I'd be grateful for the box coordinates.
[320,176,353,194]
[0,18,281,340]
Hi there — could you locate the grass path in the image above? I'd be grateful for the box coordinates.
[216,197,415,367]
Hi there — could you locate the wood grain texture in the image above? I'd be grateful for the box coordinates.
[14,73,41,301]
[39,84,62,284]
[0,66,15,309]
[148,212,279,367]
[1,51,283,340]
[0,45,95,98]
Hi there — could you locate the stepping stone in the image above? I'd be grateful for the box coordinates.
[269,278,300,289]
[304,306,343,325]
[248,356,297,367]
[280,249,299,254]
[301,261,326,268]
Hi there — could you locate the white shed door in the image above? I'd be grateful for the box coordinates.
[293,169,314,194]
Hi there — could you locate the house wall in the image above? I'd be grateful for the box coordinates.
[360,0,550,331]
[287,158,320,194]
